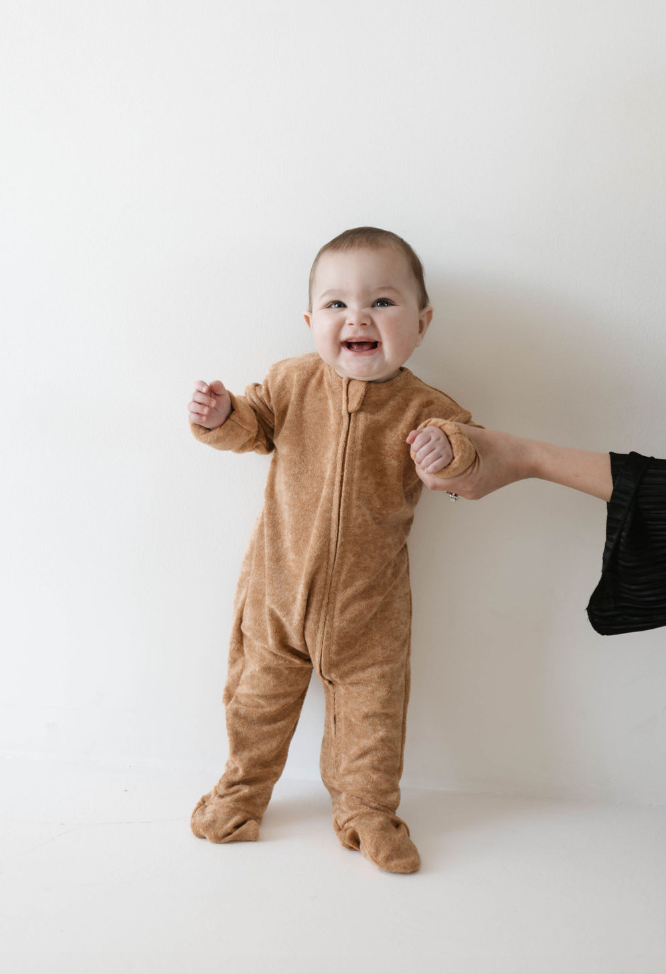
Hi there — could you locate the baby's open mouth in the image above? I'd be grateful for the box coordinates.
[343,341,379,351]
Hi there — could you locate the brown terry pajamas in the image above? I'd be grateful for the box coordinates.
[189,352,479,872]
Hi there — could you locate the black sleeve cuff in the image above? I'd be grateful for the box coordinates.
[586,451,666,635]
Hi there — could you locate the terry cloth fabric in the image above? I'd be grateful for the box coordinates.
[188,352,482,872]
[586,451,666,635]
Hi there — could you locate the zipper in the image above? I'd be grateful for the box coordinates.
[317,408,352,682]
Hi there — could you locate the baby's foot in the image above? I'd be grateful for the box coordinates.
[190,791,260,843]
[338,809,420,874]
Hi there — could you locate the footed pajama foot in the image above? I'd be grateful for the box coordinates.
[190,791,260,843]
[337,809,421,874]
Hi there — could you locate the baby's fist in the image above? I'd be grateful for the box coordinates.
[406,426,453,475]
[188,379,232,429]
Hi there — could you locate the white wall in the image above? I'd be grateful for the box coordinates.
[2,0,665,804]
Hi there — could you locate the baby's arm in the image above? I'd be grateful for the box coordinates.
[188,371,276,455]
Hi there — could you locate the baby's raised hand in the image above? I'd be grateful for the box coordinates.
[406,426,453,475]
[188,380,232,430]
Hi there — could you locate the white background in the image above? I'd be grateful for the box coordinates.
[2,0,665,804]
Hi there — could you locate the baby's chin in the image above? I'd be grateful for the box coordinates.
[333,361,403,383]
[313,345,408,382]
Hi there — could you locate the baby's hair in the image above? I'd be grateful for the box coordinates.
[307,226,430,312]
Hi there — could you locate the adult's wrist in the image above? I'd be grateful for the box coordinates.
[520,437,548,482]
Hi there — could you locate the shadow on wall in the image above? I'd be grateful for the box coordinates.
[403,275,664,800]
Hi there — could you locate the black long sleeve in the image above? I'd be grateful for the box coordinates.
[586,452,666,635]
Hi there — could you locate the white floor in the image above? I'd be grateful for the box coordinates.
[1,755,666,974]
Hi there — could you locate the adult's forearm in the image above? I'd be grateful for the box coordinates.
[524,439,613,501]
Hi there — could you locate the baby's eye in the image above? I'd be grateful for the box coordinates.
[326,298,394,309]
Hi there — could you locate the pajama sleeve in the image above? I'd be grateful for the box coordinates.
[189,368,277,455]
[409,404,485,480]
[586,451,666,635]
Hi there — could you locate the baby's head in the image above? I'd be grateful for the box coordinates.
[303,227,433,383]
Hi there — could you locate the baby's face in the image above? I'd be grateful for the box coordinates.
[303,247,433,383]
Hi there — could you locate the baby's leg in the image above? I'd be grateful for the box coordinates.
[318,645,420,873]
[192,626,312,843]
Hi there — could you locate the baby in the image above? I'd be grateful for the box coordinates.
[187,227,482,873]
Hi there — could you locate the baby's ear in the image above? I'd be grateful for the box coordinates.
[303,312,312,330]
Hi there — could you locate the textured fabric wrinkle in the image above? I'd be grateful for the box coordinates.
[264,602,311,663]
[330,645,409,687]
[335,795,406,823]
[229,385,275,454]
[232,663,311,711]
[406,374,481,428]
[334,677,407,809]
[330,550,411,663]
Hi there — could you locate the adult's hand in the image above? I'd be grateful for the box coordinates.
[417,425,613,503]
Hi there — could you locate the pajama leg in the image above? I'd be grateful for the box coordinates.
[191,624,313,843]
[317,646,421,873]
